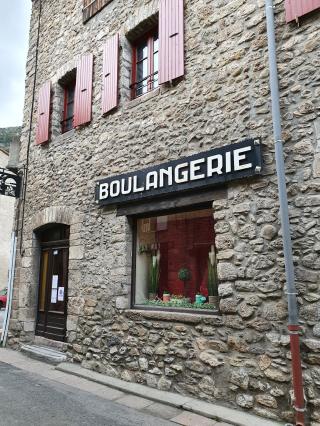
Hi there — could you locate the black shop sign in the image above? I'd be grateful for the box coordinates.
[95,138,262,207]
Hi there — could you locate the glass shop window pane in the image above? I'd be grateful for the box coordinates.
[135,209,218,311]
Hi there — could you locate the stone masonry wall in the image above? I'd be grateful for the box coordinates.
[9,0,320,423]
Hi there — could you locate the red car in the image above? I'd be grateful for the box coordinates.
[0,288,7,309]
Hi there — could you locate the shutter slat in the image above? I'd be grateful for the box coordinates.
[102,34,119,115]
[159,0,184,85]
[74,53,93,127]
[36,81,51,145]
[285,0,320,22]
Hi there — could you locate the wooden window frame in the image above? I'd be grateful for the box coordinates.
[130,30,159,100]
[82,0,114,23]
[130,204,219,315]
[61,80,76,134]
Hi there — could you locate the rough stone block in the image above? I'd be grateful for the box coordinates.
[69,245,84,260]
[116,296,129,310]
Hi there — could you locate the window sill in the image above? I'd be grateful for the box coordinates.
[54,129,75,143]
[126,88,160,109]
[125,306,220,324]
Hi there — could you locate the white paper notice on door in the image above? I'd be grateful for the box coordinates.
[51,289,57,304]
[57,287,64,302]
[52,275,58,289]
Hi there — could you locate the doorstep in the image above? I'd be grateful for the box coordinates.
[21,344,67,365]
[56,362,284,426]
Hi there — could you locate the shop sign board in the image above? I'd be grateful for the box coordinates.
[95,138,262,207]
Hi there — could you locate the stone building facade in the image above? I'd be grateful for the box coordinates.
[10,0,320,423]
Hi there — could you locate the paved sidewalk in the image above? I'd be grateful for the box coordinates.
[0,348,284,426]
[0,348,230,426]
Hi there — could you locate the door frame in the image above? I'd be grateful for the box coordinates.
[35,234,69,342]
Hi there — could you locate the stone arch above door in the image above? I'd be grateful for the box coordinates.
[31,206,80,231]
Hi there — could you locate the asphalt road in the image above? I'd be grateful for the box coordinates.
[0,362,173,426]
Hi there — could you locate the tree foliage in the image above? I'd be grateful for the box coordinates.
[0,127,21,152]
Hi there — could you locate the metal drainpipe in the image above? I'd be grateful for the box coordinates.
[265,1,305,425]
[19,0,42,255]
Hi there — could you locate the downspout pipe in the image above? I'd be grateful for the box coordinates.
[20,0,42,255]
[265,1,305,425]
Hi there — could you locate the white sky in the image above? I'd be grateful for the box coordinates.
[0,0,32,128]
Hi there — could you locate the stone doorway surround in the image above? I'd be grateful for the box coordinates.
[10,206,83,346]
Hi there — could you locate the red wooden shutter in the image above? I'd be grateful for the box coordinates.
[159,0,184,84]
[74,53,93,127]
[102,34,119,115]
[285,0,320,22]
[36,81,51,145]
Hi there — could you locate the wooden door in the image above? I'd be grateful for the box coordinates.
[36,246,69,341]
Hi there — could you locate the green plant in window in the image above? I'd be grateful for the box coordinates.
[141,299,217,310]
[178,267,191,282]
[208,245,219,302]
[149,250,160,299]
[178,267,191,298]
[139,244,152,254]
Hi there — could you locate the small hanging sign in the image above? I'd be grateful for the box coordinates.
[0,168,21,198]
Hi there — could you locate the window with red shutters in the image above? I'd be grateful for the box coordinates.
[131,30,159,99]
[36,81,51,145]
[129,0,185,98]
[285,0,320,22]
[102,34,119,115]
[74,53,93,127]
[61,80,76,134]
[159,0,184,84]
[83,0,113,23]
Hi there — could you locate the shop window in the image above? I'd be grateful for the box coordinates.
[133,208,219,312]
[130,31,159,99]
[61,80,76,134]
[285,0,320,23]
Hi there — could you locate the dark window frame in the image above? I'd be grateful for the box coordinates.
[130,203,219,315]
[130,29,159,100]
[61,80,76,134]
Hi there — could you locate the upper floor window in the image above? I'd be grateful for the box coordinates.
[131,31,159,99]
[61,80,75,134]
[285,0,320,23]
[83,0,113,23]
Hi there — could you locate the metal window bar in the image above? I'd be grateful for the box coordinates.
[61,114,74,134]
[130,71,159,98]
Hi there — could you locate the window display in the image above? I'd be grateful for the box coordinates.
[134,208,219,311]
